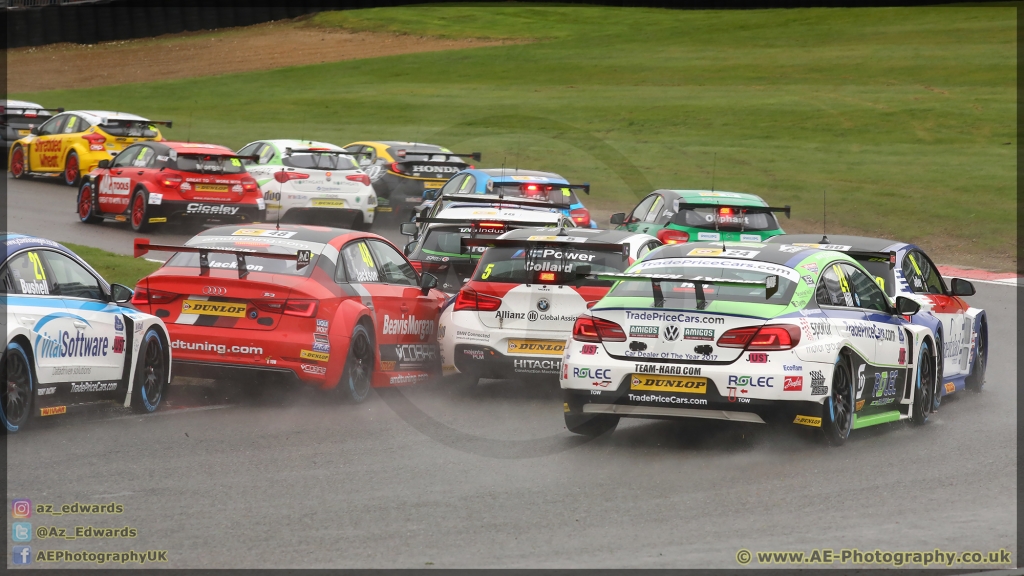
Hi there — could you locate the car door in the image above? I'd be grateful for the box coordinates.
[97,144,140,213]
[28,114,67,172]
[815,262,877,406]
[59,114,87,163]
[367,240,439,373]
[339,240,401,368]
[839,262,909,413]
[2,250,70,390]
[622,194,658,232]
[42,250,127,386]
[634,193,666,235]
[901,249,967,376]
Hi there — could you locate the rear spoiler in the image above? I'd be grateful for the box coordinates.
[284,147,357,156]
[672,202,791,218]
[435,194,570,211]
[583,272,780,308]
[173,152,260,162]
[133,238,311,280]
[395,149,481,161]
[490,181,591,196]
[0,106,64,117]
[462,236,630,259]
[415,217,560,229]
[848,250,899,270]
[101,119,173,128]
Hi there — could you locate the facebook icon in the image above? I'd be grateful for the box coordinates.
[12,545,32,565]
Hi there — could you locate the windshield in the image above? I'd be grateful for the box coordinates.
[605,257,798,307]
[671,207,779,231]
[282,153,359,171]
[172,154,247,175]
[100,120,159,138]
[852,256,896,297]
[164,236,322,276]
[472,245,629,285]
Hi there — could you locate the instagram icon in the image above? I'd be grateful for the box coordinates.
[11,499,31,518]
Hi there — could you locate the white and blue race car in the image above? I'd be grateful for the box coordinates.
[3,234,171,433]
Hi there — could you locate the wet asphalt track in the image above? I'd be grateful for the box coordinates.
[5,175,1018,568]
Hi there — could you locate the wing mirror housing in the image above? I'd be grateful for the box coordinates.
[29,126,41,136]
[895,296,921,316]
[400,222,418,236]
[420,272,438,295]
[950,278,976,297]
[610,212,626,225]
[403,241,416,256]
[109,283,134,304]
[98,159,110,169]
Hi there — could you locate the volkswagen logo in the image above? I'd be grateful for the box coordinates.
[664,325,679,341]
[537,299,550,312]
[203,286,227,296]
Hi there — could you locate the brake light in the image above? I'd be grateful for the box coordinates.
[161,173,182,189]
[346,173,371,186]
[475,221,506,231]
[274,171,309,183]
[657,228,690,245]
[453,289,502,312]
[241,177,259,193]
[570,207,591,226]
[572,316,626,343]
[390,162,403,174]
[719,207,733,216]
[131,286,177,305]
[537,272,557,283]
[717,325,801,350]
[409,260,423,273]
[252,299,319,317]
[468,165,475,169]
[83,132,106,151]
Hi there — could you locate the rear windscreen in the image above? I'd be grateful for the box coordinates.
[472,245,629,285]
[165,238,321,276]
[671,207,779,231]
[282,153,359,171]
[420,226,501,259]
[853,256,896,297]
[172,154,247,175]
[485,184,580,205]
[100,120,159,138]
[605,258,798,307]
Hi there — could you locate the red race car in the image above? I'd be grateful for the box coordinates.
[77,141,266,232]
[132,224,447,402]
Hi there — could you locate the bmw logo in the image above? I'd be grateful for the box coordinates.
[537,299,550,312]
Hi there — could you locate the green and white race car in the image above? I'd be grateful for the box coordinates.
[560,241,940,446]
[237,139,377,229]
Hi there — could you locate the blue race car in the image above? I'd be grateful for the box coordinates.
[413,168,597,228]
[765,234,988,408]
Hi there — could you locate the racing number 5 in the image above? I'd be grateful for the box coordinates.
[481,263,494,280]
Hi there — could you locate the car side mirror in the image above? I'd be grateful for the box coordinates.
[110,283,134,304]
[420,272,438,295]
[419,207,431,219]
[895,296,921,316]
[950,278,976,297]
[30,126,40,136]
[403,241,415,256]
[610,213,626,225]
[400,222,418,237]
[98,159,110,169]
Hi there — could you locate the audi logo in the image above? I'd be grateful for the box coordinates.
[203,286,228,296]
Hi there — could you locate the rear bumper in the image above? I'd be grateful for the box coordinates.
[452,344,563,379]
[148,200,265,224]
[173,360,304,386]
[282,207,373,226]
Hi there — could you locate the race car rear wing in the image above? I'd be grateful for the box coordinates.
[490,181,591,196]
[0,106,64,118]
[101,119,173,128]
[133,238,311,280]
[671,203,791,218]
[461,236,630,259]
[284,147,362,156]
[394,149,481,161]
[847,250,899,269]
[433,194,571,211]
[582,272,780,308]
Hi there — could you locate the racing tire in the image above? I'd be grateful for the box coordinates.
[77,182,102,224]
[564,412,619,437]
[131,329,168,414]
[2,342,35,434]
[10,145,27,179]
[130,190,152,233]
[822,356,854,446]
[965,325,986,393]
[912,340,936,425]
[63,151,81,187]
[337,324,374,403]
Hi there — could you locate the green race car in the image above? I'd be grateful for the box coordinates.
[611,190,789,245]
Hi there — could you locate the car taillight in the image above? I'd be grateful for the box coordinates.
[570,207,591,226]
[274,171,309,183]
[475,221,506,233]
[161,173,182,189]
[346,173,371,186]
[83,132,106,151]
[409,260,423,273]
[453,289,502,312]
[717,325,801,351]
[253,299,319,317]
[657,228,690,245]
[241,177,259,193]
[572,316,626,343]
[390,162,403,174]
[536,271,557,283]
[132,286,176,305]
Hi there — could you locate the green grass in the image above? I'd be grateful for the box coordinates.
[64,243,162,288]
[15,5,1016,266]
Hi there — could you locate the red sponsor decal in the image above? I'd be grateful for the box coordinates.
[36,140,62,153]
[580,344,598,355]
[39,154,60,168]
[898,348,906,365]
[783,376,803,391]
[748,352,768,363]
[112,336,125,354]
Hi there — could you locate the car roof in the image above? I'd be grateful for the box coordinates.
[670,190,768,206]
[766,234,907,254]
[72,110,149,123]
[476,168,565,182]
[3,100,43,109]
[649,240,845,267]
[192,224,366,246]
[441,193,571,209]
[263,139,346,152]
[499,227,644,244]
[375,141,446,150]
[161,141,237,155]
[3,233,85,268]
[434,205,565,223]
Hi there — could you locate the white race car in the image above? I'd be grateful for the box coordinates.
[437,228,661,386]
[560,241,939,446]
[3,234,172,433]
[238,139,377,228]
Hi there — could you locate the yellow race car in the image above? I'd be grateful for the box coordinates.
[8,110,171,187]
[342,141,479,221]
